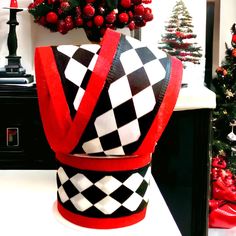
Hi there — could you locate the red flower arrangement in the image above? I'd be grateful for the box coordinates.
[28,0,153,41]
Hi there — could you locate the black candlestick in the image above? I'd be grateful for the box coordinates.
[0,7,33,84]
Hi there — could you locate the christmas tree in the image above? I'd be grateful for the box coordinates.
[158,0,202,67]
[208,24,236,229]
[212,23,236,173]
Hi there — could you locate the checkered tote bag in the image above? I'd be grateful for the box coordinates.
[35,29,183,229]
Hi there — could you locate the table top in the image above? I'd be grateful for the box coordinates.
[0,170,181,236]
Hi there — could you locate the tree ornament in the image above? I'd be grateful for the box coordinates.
[118,12,129,24]
[83,4,95,18]
[46,11,58,24]
[232,48,236,57]
[94,15,104,27]
[120,0,132,9]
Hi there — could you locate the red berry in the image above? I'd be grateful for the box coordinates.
[47,0,57,4]
[75,6,82,16]
[83,4,95,18]
[105,12,116,23]
[144,7,152,14]
[128,10,133,19]
[142,0,152,3]
[94,15,104,27]
[86,20,93,28]
[232,34,236,43]
[75,17,83,26]
[120,0,132,8]
[60,1,70,11]
[38,16,47,26]
[57,20,68,34]
[86,0,96,3]
[118,12,129,24]
[46,12,58,24]
[128,21,135,30]
[143,12,153,22]
[134,4,145,15]
[132,0,142,5]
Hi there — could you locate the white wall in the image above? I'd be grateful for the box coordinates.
[141,0,207,87]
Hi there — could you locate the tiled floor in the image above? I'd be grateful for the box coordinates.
[209,228,236,236]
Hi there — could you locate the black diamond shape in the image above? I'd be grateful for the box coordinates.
[113,171,133,183]
[159,56,169,69]
[82,185,107,204]
[135,47,156,65]
[99,130,121,151]
[108,59,126,83]
[113,99,137,128]
[139,165,150,177]
[112,205,132,217]
[110,185,133,203]
[151,80,164,102]
[83,206,105,217]
[72,48,95,67]
[136,180,149,197]
[81,70,92,89]
[61,181,79,198]
[136,199,148,212]
[127,67,150,96]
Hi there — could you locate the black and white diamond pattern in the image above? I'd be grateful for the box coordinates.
[78,35,170,155]
[52,34,171,156]
[57,163,151,217]
[55,44,100,115]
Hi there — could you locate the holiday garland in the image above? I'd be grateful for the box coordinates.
[28,0,153,41]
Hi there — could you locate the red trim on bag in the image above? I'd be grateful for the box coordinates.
[62,29,121,153]
[134,56,183,155]
[35,29,121,154]
[56,153,151,172]
[57,201,147,229]
[35,47,72,152]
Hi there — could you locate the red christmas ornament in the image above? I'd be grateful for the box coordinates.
[60,1,70,11]
[118,12,129,24]
[83,4,95,18]
[232,48,236,57]
[105,11,116,23]
[46,12,58,24]
[94,15,104,27]
[75,17,83,27]
[232,34,236,43]
[57,20,67,34]
[134,4,145,15]
[120,0,132,9]
[143,12,153,22]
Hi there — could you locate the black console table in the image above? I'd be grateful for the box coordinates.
[152,109,212,236]
[0,85,55,169]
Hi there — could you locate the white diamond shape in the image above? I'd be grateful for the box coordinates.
[118,120,141,146]
[108,76,132,108]
[95,176,122,195]
[95,110,117,137]
[57,45,79,57]
[82,138,103,154]
[126,36,146,49]
[147,45,167,60]
[144,166,151,183]
[94,196,121,215]
[58,186,69,203]
[70,173,93,192]
[73,88,85,110]
[143,60,166,85]
[58,167,69,184]
[123,173,144,191]
[122,193,143,211]
[120,49,143,75]
[65,58,87,87]
[133,86,156,118]
[80,44,100,54]
[70,193,93,212]
[104,146,125,156]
